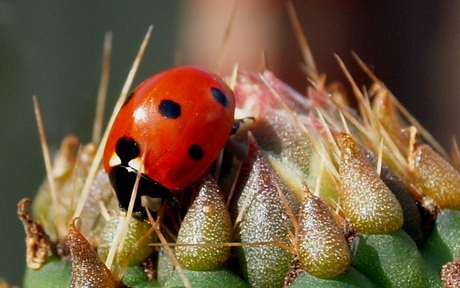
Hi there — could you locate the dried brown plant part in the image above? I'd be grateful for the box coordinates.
[283,256,304,288]
[442,258,460,288]
[140,256,157,282]
[17,198,50,270]
[67,218,119,288]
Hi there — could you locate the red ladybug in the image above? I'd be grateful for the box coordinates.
[103,66,235,219]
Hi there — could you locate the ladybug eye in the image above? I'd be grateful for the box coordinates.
[188,144,204,161]
[210,87,228,107]
[159,99,181,119]
[115,136,141,165]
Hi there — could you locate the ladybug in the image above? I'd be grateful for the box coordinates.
[103,66,236,220]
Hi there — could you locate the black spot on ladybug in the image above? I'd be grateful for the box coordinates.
[116,136,141,165]
[188,144,204,161]
[159,99,181,119]
[122,92,135,107]
[211,87,228,107]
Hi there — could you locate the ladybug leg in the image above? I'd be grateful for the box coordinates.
[231,117,255,135]
[134,208,157,222]
[231,121,241,135]
[166,197,180,208]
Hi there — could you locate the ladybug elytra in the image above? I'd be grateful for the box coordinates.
[103,66,236,220]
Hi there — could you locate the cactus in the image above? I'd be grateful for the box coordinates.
[6,12,460,288]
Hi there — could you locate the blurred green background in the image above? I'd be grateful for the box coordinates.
[0,1,455,285]
[0,1,181,284]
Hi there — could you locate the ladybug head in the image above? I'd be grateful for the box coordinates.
[115,136,140,166]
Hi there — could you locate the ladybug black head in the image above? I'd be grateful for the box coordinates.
[115,136,141,166]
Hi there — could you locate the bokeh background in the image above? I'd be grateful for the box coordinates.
[1,1,457,285]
